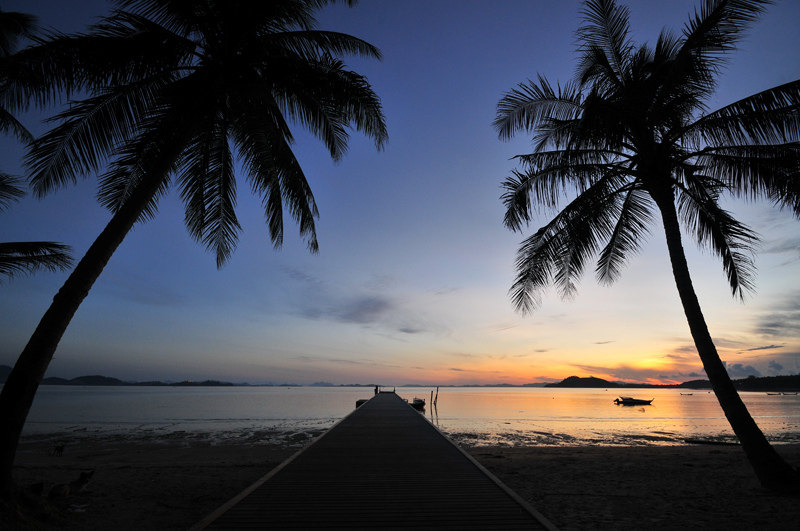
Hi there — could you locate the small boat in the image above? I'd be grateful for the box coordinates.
[410,397,426,411]
[355,398,369,408]
[766,392,781,396]
[680,393,693,396]
[614,396,654,406]
[781,392,798,396]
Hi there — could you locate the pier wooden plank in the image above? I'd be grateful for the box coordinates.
[195,392,556,530]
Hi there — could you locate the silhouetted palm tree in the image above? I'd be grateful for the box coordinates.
[0,0,386,494]
[0,9,71,281]
[495,0,799,490]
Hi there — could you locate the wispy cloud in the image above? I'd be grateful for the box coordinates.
[744,344,784,352]
[762,236,800,255]
[284,268,435,335]
[335,296,392,324]
[293,355,402,369]
[754,294,800,338]
[672,337,745,355]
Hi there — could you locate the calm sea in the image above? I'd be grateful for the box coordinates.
[20,386,800,447]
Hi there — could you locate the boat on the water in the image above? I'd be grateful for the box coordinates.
[614,396,654,406]
[410,397,426,411]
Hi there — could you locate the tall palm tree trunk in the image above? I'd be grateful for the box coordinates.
[0,173,164,496]
[652,187,798,492]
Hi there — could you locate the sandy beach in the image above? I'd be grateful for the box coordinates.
[7,434,799,530]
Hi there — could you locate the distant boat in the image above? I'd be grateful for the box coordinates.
[781,392,798,396]
[614,396,654,406]
[766,392,781,395]
[680,393,693,396]
[410,397,426,411]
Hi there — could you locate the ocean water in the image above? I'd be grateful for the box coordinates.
[20,385,800,447]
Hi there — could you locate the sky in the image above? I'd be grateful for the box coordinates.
[1,0,799,385]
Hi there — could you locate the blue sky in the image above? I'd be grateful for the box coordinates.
[1,0,799,384]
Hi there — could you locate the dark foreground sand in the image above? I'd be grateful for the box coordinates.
[7,436,800,530]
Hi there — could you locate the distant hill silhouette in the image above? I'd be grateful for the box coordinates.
[56,374,126,386]
[546,376,619,388]
[546,374,799,391]
[1,364,797,390]
[0,366,236,386]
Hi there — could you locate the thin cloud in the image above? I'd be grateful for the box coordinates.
[745,344,784,352]
[755,295,800,338]
[281,266,321,286]
[762,236,800,255]
[335,296,392,324]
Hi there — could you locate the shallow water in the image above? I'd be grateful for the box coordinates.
[20,385,800,446]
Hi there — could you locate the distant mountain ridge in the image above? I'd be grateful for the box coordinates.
[1,365,798,389]
[0,366,234,386]
[546,374,800,391]
[546,376,618,388]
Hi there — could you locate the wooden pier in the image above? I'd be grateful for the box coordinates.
[193,392,557,530]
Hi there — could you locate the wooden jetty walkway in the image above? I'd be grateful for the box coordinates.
[193,392,557,530]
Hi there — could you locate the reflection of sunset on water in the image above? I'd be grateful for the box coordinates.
[427,388,800,446]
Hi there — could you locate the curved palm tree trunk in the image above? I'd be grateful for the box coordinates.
[652,189,798,492]
[0,174,164,496]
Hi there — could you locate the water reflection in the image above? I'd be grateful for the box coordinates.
[22,385,800,447]
[413,387,800,446]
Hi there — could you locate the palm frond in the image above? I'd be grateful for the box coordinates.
[494,75,582,141]
[271,54,386,159]
[576,0,633,88]
[596,187,653,284]
[26,74,174,197]
[0,106,32,142]
[677,0,770,99]
[503,148,622,223]
[0,172,25,210]
[0,241,72,280]
[683,79,800,148]
[232,108,319,252]
[269,30,382,60]
[693,143,800,216]
[177,117,241,268]
[97,97,197,223]
[510,176,624,312]
[0,8,37,57]
[676,176,758,297]
[682,0,770,60]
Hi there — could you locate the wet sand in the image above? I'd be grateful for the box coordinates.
[9,436,800,530]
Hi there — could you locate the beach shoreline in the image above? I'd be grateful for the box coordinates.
[8,434,799,530]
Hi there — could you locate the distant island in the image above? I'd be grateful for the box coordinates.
[546,374,800,392]
[40,374,236,387]
[0,365,797,390]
